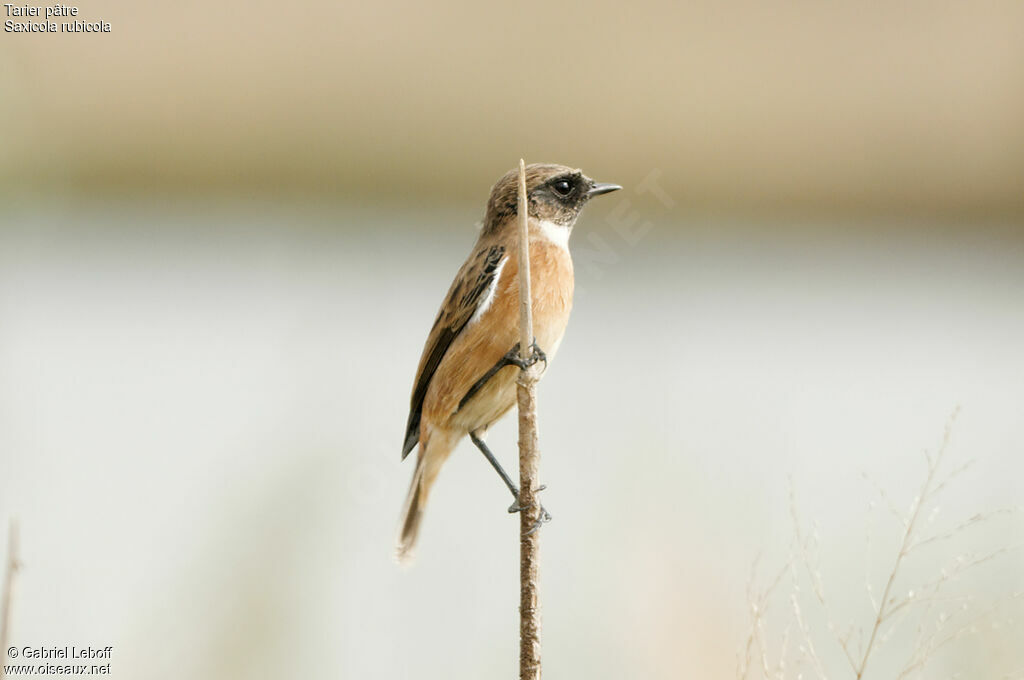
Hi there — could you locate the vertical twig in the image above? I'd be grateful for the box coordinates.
[0,520,20,680]
[516,158,543,680]
[516,159,534,359]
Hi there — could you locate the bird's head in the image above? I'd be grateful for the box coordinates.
[483,163,621,234]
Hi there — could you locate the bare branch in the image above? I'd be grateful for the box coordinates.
[907,507,1021,554]
[855,408,960,679]
[789,486,853,674]
[516,159,543,680]
[0,519,21,680]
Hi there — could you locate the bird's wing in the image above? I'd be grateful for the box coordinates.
[402,242,507,458]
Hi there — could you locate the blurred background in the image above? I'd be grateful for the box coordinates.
[1,1,1022,678]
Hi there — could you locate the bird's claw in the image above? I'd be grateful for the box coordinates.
[508,484,552,533]
[505,340,547,371]
[528,341,548,369]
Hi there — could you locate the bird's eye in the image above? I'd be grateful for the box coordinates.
[552,179,573,197]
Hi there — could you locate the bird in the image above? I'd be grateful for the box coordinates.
[397,163,620,563]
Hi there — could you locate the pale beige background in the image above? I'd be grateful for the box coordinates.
[1,2,1022,679]
[2,0,1024,215]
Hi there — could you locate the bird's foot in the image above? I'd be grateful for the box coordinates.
[508,484,552,534]
[505,340,548,371]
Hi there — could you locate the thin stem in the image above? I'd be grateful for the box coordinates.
[856,409,958,679]
[516,159,542,680]
[516,158,532,357]
[1,520,20,680]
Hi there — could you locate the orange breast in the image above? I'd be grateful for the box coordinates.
[423,235,574,436]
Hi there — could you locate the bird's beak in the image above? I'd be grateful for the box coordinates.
[588,182,622,197]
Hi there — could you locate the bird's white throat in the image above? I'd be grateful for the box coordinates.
[535,219,571,250]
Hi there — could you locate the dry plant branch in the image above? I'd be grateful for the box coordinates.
[854,433,948,678]
[856,409,982,678]
[789,486,857,674]
[515,158,543,680]
[738,555,792,680]
[897,590,1024,680]
[0,520,20,680]
[741,408,1023,680]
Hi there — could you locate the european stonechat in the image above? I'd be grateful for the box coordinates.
[397,163,620,562]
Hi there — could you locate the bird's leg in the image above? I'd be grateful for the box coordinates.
[469,431,552,527]
[470,431,517,497]
[457,340,547,411]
